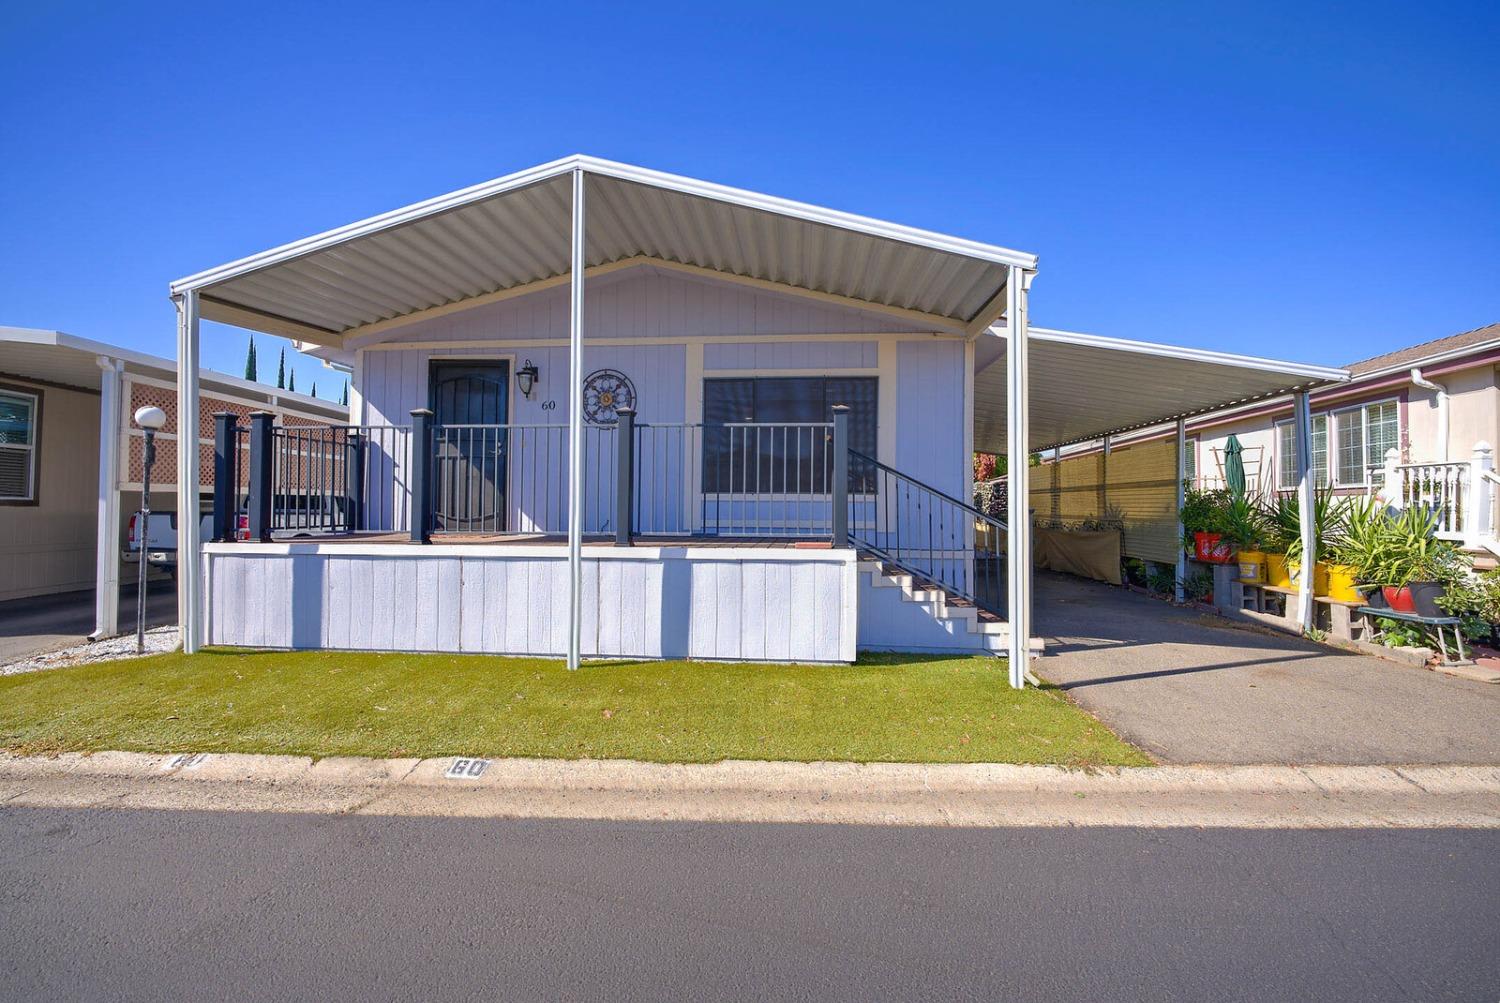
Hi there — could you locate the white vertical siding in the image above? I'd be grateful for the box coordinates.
[204,544,856,663]
[895,339,967,499]
[366,266,913,345]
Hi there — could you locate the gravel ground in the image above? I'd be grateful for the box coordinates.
[1,627,179,676]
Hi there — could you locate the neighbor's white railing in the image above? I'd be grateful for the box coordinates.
[1373,443,1496,551]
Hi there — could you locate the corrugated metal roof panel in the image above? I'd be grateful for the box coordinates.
[974,327,1348,453]
[175,157,1029,340]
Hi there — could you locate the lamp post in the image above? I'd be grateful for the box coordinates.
[133,406,167,654]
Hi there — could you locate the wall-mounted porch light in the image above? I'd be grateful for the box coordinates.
[516,360,539,399]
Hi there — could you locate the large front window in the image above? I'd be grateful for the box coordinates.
[0,389,38,503]
[702,377,876,492]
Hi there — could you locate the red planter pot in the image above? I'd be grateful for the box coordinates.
[1192,532,1235,564]
[1382,586,1417,613]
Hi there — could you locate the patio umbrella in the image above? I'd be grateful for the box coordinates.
[1223,434,1247,496]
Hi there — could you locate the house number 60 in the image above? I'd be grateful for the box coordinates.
[540,400,557,410]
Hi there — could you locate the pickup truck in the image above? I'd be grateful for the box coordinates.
[125,511,213,576]
[126,496,352,571]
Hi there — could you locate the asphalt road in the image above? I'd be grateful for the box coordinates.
[1,808,1494,1001]
[0,581,176,664]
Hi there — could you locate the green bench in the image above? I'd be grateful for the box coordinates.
[1353,607,1471,666]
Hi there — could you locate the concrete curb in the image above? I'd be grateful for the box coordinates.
[3,751,1499,828]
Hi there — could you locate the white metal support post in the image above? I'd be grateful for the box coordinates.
[1293,390,1316,630]
[175,291,203,652]
[566,168,586,670]
[91,356,123,640]
[1005,265,1033,690]
[1174,418,1187,603]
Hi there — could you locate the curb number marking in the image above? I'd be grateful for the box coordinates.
[446,757,490,780]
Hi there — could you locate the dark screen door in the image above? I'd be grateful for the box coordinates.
[430,362,509,532]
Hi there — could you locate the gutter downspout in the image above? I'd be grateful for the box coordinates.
[1410,368,1448,462]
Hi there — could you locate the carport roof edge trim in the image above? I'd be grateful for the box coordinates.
[168,154,1040,296]
[1016,326,1350,383]
[978,324,1350,452]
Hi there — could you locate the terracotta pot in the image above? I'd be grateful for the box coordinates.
[1383,585,1417,613]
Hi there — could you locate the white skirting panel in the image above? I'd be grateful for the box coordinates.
[202,543,857,663]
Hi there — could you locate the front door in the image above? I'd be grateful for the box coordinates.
[430,362,509,533]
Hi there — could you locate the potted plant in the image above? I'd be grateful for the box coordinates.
[1258,493,1297,589]
[1353,507,1458,614]
[1219,494,1267,582]
[1180,487,1234,563]
[1287,490,1342,596]
[1324,497,1382,603]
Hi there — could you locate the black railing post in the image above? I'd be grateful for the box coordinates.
[615,407,635,546]
[345,431,365,533]
[246,411,275,543]
[409,409,434,544]
[212,412,239,542]
[831,404,850,548]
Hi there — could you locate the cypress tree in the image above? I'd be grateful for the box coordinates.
[244,337,257,381]
[310,381,317,398]
[341,381,349,406]
[276,348,286,389]
[288,370,296,393]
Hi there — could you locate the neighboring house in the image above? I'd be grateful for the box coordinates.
[165,155,1342,677]
[1178,323,1498,495]
[1042,322,1500,568]
[0,327,347,628]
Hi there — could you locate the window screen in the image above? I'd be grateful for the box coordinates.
[702,377,876,493]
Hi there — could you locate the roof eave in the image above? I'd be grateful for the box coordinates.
[986,324,1351,384]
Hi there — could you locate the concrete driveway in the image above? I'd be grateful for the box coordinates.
[0,582,176,664]
[1033,572,1500,765]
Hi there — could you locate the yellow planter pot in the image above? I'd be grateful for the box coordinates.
[1237,550,1267,584]
[1323,563,1363,603]
[1264,554,1291,589]
[1286,558,1330,595]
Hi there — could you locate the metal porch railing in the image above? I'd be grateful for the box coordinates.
[847,448,1008,616]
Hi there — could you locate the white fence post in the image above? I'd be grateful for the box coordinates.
[1468,441,1493,549]
[1377,448,1403,509]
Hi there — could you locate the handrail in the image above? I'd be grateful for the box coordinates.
[848,448,1007,615]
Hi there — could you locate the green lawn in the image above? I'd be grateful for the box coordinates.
[0,649,1148,766]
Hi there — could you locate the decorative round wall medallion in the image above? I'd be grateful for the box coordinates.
[581,369,637,425]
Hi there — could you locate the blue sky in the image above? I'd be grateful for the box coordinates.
[2,1,1496,399]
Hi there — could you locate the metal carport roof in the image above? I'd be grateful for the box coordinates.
[973,326,1348,453]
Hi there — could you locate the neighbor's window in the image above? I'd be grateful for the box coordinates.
[1364,400,1400,473]
[1332,401,1400,487]
[1182,438,1198,484]
[0,389,39,503]
[703,377,877,492]
[1276,415,1329,490]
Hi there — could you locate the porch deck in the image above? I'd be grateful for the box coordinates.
[291,532,836,550]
